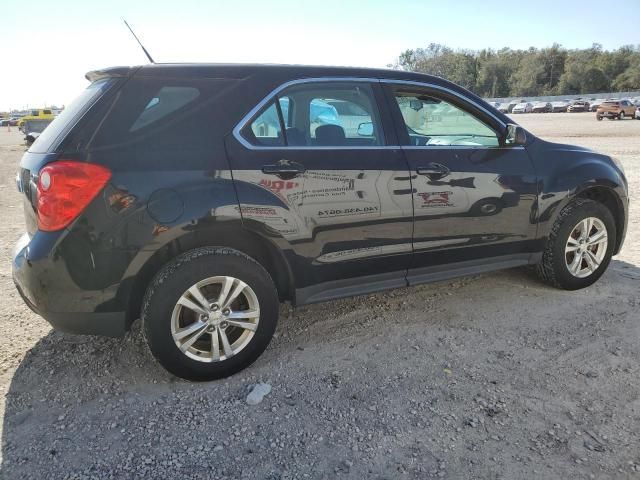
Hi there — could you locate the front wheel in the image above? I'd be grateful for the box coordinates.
[536,199,616,290]
[142,247,279,381]
[619,112,625,120]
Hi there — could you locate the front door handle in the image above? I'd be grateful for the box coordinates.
[416,162,450,178]
[262,160,306,179]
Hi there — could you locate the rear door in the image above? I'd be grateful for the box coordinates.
[383,82,538,280]
[226,80,414,302]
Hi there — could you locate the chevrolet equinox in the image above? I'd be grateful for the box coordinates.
[12,64,629,380]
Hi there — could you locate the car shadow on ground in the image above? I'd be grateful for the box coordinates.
[2,259,638,476]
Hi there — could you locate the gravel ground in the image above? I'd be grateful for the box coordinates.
[0,112,639,479]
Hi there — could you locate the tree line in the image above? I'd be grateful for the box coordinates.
[392,43,640,98]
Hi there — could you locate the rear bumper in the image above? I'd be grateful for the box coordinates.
[12,232,127,337]
[597,111,620,118]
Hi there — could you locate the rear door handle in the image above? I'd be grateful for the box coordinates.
[416,162,450,177]
[262,160,306,179]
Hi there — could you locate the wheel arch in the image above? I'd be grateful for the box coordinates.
[120,222,296,328]
[539,181,627,256]
[574,185,626,254]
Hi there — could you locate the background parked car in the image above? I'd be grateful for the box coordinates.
[567,101,590,112]
[551,101,569,112]
[532,102,552,113]
[590,99,606,111]
[0,117,20,126]
[512,102,533,113]
[635,105,640,120]
[506,101,519,113]
[17,109,54,130]
[498,102,515,113]
[597,99,637,120]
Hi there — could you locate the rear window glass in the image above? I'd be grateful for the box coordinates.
[29,78,113,153]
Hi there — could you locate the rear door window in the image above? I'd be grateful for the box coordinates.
[249,101,284,146]
[241,82,383,147]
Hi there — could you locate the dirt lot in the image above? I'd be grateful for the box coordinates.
[0,112,638,479]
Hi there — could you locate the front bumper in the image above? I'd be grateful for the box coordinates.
[12,232,127,337]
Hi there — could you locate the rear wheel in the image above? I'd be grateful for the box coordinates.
[536,199,616,290]
[596,115,602,121]
[142,247,279,381]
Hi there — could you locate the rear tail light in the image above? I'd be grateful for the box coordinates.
[36,160,111,232]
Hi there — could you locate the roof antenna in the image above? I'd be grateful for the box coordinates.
[123,19,155,63]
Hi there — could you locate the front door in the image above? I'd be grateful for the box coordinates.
[226,80,414,303]
[383,84,538,280]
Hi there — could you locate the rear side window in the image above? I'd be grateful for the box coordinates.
[89,78,235,149]
[29,78,113,153]
[130,86,199,131]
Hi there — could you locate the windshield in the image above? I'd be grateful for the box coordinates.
[29,78,113,153]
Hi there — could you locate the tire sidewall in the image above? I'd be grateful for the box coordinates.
[143,249,279,381]
[549,202,616,290]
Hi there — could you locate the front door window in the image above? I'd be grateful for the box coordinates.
[394,93,499,147]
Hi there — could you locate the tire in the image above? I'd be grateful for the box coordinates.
[536,198,616,290]
[596,116,602,121]
[142,247,279,381]
[619,112,625,120]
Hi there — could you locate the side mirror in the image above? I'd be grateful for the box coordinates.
[409,99,423,111]
[505,124,527,146]
[357,122,374,137]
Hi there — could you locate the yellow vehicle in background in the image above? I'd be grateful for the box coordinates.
[18,109,54,128]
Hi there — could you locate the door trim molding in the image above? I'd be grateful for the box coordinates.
[407,253,536,286]
[294,253,541,306]
[296,270,407,306]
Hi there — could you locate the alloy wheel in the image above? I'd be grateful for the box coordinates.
[565,217,608,278]
[170,276,260,362]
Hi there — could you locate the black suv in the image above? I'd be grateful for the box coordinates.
[12,64,628,380]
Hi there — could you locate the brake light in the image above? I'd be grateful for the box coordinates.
[36,161,111,232]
